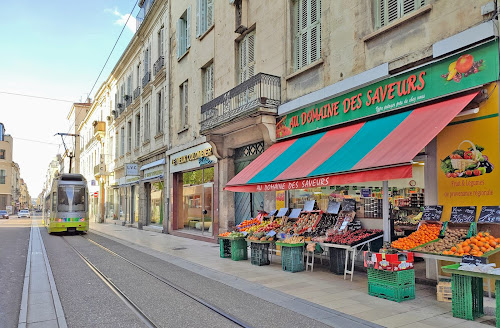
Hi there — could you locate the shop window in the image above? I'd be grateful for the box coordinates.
[196,0,214,38]
[203,166,214,183]
[150,182,163,225]
[374,0,427,30]
[0,149,5,159]
[177,7,191,59]
[293,0,321,71]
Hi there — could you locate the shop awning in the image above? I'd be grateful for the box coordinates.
[225,92,478,192]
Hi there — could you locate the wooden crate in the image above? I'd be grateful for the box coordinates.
[437,280,452,302]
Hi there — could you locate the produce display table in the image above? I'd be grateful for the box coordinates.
[316,234,383,281]
[442,263,500,326]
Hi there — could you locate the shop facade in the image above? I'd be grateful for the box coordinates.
[116,164,140,225]
[140,158,165,228]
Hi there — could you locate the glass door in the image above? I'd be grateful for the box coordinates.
[201,183,213,236]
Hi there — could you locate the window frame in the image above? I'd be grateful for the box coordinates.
[0,169,5,184]
[0,149,5,160]
[203,62,214,104]
[196,0,214,38]
[293,0,322,71]
[177,7,191,59]
[374,0,427,30]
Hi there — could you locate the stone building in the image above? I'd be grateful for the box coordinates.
[0,123,13,211]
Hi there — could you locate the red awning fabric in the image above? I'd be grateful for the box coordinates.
[225,92,479,192]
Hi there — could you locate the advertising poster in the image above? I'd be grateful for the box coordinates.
[437,84,500,220]
[275,190,285,210]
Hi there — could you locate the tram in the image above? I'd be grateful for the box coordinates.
[43,173,89,234]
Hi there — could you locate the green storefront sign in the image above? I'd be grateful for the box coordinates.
[276,40,499,140]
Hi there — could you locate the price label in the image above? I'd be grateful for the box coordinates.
[450,206,477,223]
[326,201,340,214]
[422,205,443,221]
[276,208,289,217]
[361,188,372,197]
[303,200,315,212]
[478,206,500,223]
[289,208,302,219]
[266,209,277,217]
[462,254,487,265]
[342,199,356,212]
[266,230,276,237]
[242,231,248,236]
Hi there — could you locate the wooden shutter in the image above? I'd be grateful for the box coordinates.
[239,35,247,83]
[310,0,321,64]
[207,0,214,28]
[183,81,189,126]
[247,32,255,80]
[204,64,214,103]
[177,19,182,58]
[294,0,321,70]
[186,6,191,49]
[196,0,201,37]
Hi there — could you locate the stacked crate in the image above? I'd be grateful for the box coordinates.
[367,268,415,302]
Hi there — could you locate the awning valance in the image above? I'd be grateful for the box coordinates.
[225,92,478,192]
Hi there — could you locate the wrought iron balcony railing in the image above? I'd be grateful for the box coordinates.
[200,73,281,132]
[133,86,141,100]
[153,56,164,76]
[125,95,132,107]
[142,72,151,88]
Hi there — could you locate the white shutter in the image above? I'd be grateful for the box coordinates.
[402,0,416,15]
[177,19,182,58]
[387,0,399,25]
[204,64,214,102]
[207,0,214,28]
[247,32,255,80]
[196,0,201,37]
[239,36,247,83]
[186,6,191,49]
[183,81,189,126]
[309,0,321,63]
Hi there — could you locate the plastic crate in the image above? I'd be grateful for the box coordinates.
[329,248,346,275]
[437,279,452,303]
[281,245,304,273]
[230,239,248,261]
[219,239,231,258]
[495,280,500,327]
[250,242,270,266]
[451,273,484,320]
[368,282,415,302]
[367,268,415,287]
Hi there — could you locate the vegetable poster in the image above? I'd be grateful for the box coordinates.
[437,84,500,220]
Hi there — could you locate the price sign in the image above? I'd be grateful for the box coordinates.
[289,208,302,219]
[478,206,500,223]
[266,209,277,217]
[242,231,248,236]
[326,201,341,214]
[462,254,487,265]
[342,199,356,212]
[361,188,372,197]
[276,208,289,217]
[450,206,477,223]
[303,200,315,212]
[422,205,443,221]
[266,230,276,237]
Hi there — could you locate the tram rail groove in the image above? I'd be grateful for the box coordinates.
[61,236,157,328]
[64,234,253,328]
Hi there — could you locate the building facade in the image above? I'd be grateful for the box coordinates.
[0,125,13,211]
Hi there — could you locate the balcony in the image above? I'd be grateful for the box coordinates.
[200,73,281,133]
[133,87,141,100]
[125,95,132,107]
[153,56,164,76]
[136,0,155,31]
[93,121,106,140]
[142,71,151,88]
[116,103,124,115]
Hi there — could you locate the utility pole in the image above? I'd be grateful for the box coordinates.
[55,133,79,173]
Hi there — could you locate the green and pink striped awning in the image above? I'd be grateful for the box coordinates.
[225,92,478,192]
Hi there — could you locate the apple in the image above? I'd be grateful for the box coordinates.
[446,172,453,178]
[465,170,473,176]
[473,169,481,176]
[455,54,474,73]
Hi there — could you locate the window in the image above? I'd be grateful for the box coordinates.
[0,149,5,159]
[0,170,5,184]
[203,62,214,103]
[144,48,150,75]
[120,127,125,156]
[238,31,255,83]
[375,0,427,29]
[157,90,163,134]
[196,0,214,37]
[158,27,164,57]
[180,81,189,128]
[177,7,191,59]
[127,75,132,97]
[135,114,141,147]
[127,121,132,152]
[115,132,119,158]
[137,64,141,88]
[293,0,321,71]
[144,103,150,142]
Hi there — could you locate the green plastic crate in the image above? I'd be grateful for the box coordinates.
[281,245,304,272]
[367,268,415,287]
[451,273,484,320]
[495,281,500,327]
[230,239,248,261]
[368,282,415,302]
[250,242,270,266]
[219,239,231,258]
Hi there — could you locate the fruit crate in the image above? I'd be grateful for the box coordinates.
[329,248,346,275]
[451,273,484,320]
[495,281,500,327]
[437,279,452,303]
[367,268,415,287]
[250,242,270,266]
[219,238,231,258]
[281,245,304,272]
[230,239,248,261]
[368,281,415,302]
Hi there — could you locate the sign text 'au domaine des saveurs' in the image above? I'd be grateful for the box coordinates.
[276,40,499,139]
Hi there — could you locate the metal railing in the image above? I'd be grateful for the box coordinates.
[200,73,281,132]
[125,95,132,107]
[133,87,141,100]
[153,56,164,75]
[142,72,151,88]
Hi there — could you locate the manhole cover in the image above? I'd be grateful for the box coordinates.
[172,247,187,251]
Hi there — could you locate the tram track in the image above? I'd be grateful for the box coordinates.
[61,234,253,328]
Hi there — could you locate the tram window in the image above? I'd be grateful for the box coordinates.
[58,185,86,212]
[52,192,57,212]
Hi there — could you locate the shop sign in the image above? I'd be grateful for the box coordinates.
[144,166,163,180]
[170,143,218,173]
[121,175,140,185]
[437,83,500,220]
[275,190,285,209]
[125,163,139,176]
[277,40,499,139]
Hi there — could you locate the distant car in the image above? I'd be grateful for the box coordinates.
[18,210,30,218]
[0,210,9,219]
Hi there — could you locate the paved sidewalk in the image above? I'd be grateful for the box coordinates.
[90,221,497,328]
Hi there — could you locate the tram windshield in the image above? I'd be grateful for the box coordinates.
[58,185,86,212]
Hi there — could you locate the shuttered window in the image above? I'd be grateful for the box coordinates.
[196,0,214,37]
[293,0,321,71]
[177,7,191,59]
[374,0,427,29]
[157,89,163,134]
[144,102,150,142]
[135,114,141,147]
[127,121,132,152]
[0,170,5,184]
[203,62,214,104]
[180,81,189,127]
[120,127,125,156]
[238,31,255,83]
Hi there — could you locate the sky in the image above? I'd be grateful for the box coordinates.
[0,0,140,198]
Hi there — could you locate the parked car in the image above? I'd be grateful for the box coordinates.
[18,210,30,218]
[0,210,9,219]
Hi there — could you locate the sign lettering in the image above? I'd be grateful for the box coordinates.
[422,205,443,221]
[478,206,500,223]
[172,147,213,165]
[450,206,477,223]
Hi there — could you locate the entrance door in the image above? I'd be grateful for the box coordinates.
[201,183,213,236]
